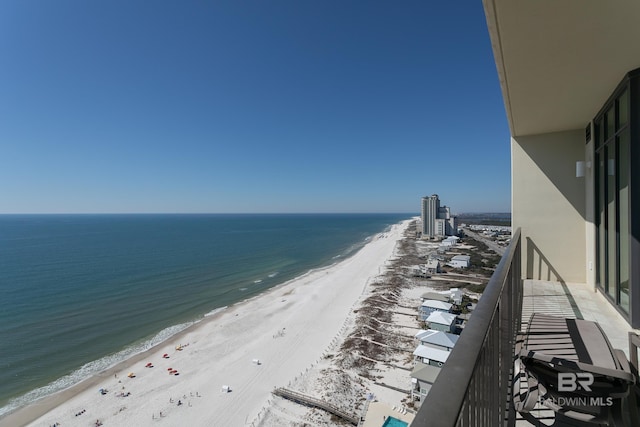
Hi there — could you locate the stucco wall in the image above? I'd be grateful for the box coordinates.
[512,129,586,282]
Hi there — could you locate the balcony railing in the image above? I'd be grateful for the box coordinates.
[411,228,522,427]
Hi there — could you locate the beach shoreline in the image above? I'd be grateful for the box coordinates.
[1,219,411,427]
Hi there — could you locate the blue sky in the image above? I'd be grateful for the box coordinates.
[0,1,510,214]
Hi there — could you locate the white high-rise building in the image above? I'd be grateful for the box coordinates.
[421,195,440,238]
[421,194,457,238]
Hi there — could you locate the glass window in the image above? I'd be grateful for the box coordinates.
[606,107,615,140]
[618,131,630,313]
[594,76,635,324]
[618,89,629,129]
[597,152,606,288]
[606,144,616,300]
[595,119,603,149]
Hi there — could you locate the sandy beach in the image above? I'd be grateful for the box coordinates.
[1,219,411,427]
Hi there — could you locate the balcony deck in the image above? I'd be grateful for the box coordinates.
[522,279,638,360]
[516,280,640,426]
[411,231,640,427]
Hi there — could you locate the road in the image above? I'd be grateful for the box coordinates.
[462,228,506,256]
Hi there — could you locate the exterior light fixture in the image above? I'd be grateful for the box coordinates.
[576,161,591,178]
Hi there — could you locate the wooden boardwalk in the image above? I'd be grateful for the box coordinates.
[272,387,360,425]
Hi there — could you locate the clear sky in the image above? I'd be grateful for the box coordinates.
[0,1,510,214]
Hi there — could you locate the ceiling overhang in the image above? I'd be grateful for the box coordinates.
[483,0,640,137]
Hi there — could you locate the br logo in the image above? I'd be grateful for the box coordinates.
[558,372,594,392]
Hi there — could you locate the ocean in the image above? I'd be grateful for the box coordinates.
[0,213,410,417]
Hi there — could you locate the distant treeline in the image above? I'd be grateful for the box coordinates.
[457,213,512,226]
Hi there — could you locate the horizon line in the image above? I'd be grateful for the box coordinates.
[0,211,419,215]
[0,211,511,215]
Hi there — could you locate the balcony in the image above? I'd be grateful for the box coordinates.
[411,229,640,427]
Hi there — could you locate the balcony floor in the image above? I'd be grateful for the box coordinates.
[514,280,640,426]
[521,279,638,358]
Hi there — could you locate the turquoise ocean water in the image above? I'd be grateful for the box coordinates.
[0,213,409,417]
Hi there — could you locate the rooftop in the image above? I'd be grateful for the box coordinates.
[410,364,442,384]
[425,260,440,268]
[419,300,452,311]
[419,292,448,302]
[413,345,450,364]
[425,311,457,326]
[414,329,459,348]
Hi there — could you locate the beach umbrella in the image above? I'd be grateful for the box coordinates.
[167,368,173,371]
[163,353,169,358]
[145,362,153,367]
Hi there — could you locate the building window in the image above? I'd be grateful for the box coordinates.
[594,77,634,319]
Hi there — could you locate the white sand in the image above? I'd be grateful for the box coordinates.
[4,219,410,427]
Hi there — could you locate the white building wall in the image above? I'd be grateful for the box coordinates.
[512,130,586,282]
[448,259,469,269]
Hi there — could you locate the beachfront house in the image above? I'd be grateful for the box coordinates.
[412,2,640,426]
[424,259,441,274]
[447,255,470,269]
[411,263,435,278]
[410,265,426,277]
[440,236,460,248]
[449,288,463,305]
[414,329,459,352]
[413,345,450,367]
[424,311,457,334]
[419,300,452,321]
[410,364,441,406]
[419,292,449,303]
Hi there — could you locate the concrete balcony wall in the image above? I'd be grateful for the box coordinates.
[512,129,586,283]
